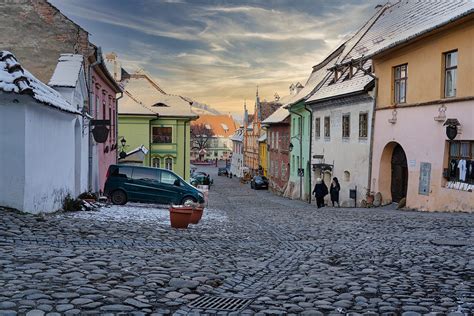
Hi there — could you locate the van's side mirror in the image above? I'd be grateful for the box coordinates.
[174,179,180,186]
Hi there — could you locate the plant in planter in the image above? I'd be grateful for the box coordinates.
[365,188,375,206]
[169,205,194,228]
[181,201,205,224]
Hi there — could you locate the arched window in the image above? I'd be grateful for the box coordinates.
[152,157,160,168]
[165,157,173,170]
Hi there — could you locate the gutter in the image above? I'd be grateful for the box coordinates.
[362,69,378,197]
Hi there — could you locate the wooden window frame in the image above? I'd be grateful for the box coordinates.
[315,117,321,138]
[359,112,369,138]
[444,50,458,98]
[393,64,408,104]
[152,126,173,144]
[324,116,330,138]
[342,114,350,139]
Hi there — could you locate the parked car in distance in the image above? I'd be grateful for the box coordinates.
[190,173,213,187]
[250,176,269,190]
[217,167,229,176]
[104,165,205,206]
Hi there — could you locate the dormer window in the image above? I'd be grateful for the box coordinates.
[152,102,168,107]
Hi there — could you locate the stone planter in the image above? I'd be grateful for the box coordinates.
[169,205,193,229]
[190,206,204,224]
[366,194,374,205]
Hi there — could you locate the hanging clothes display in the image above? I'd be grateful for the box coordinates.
[457,159,467,182]
[449,159,458,178]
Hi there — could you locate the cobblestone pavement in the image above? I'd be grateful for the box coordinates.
[0,167,473,315]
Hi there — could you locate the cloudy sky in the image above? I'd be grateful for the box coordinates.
[50,0,380,116]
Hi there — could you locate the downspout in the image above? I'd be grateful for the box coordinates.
[183,118,192,179]
[366,71,378,196]
[288,107,303,200]
[304,103,313,204]
[115,91,123,162]
[87,58,100,192]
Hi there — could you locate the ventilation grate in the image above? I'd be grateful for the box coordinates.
[188,295,253,311]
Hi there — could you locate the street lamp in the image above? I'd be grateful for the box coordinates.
[119,137,127,159]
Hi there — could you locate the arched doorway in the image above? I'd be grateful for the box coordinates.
[391,144,408,202]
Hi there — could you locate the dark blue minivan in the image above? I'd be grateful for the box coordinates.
[104,165,205,205]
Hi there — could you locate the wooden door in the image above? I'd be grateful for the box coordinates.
[391,144,408,203]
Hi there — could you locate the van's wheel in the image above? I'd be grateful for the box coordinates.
[181,196,197,206]
[111,190,127,205]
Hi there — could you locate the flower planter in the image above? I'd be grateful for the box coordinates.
[190,206,204,224]
[169,205,193,229]
[366,194,374,205]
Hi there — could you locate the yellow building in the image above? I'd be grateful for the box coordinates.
[348,1,474,211]
[243,89,280,176]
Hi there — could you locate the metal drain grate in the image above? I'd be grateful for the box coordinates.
[188,295,253,311]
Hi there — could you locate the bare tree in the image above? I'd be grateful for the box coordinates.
[191,123,214,161]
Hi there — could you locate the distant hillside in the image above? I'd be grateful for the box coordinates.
[188,100,222,116]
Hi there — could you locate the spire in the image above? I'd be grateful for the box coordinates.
[255,85,261,121]
[244,99,248,126]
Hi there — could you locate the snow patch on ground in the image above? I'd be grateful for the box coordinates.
[65,203,228,224]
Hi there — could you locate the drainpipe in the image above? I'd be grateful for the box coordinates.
[365,69,379,196]
[115,91,123,162]
[87,57,100,192]
[304,103,313,204]
[183,118,192,179]
[288,107,303,200]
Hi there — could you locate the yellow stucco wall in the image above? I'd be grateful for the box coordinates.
[259,142,267,176]
[374,18,474,108]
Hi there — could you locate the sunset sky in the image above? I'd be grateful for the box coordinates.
[50,0,380,116]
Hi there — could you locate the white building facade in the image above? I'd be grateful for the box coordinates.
[0,51,83,213]
[230,128,244,178]
[49,54,90,196]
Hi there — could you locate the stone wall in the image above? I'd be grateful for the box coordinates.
[1,0,91,83]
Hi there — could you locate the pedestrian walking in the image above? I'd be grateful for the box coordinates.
[330,177,341,207]
[313,178,328,208]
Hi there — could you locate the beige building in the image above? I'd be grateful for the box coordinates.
[361,1,474,211]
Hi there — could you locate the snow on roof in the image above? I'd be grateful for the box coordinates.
[119,71,197,118]
[284,6,387,108]
[230,128,244,142]
[346,0,474,61]
[258,132,267,143]
[307,61,373,103]
[0,51,79,114]
[262,105,290,125]
[48,54,83,88]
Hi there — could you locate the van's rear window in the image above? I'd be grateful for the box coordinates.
[111,166,132,178]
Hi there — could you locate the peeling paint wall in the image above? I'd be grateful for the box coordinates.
[1,0,91,83]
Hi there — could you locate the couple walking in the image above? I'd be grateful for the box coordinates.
[312,177,340,208]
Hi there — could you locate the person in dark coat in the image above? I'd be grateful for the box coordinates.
[313,178,328,208]
[330,177,341,207]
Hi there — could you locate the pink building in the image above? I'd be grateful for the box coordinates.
[89,47,122,193]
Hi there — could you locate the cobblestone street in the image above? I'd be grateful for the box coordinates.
[0,167,473,315]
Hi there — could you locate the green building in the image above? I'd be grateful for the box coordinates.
[117,70,197,180]
[287,98,312,202]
